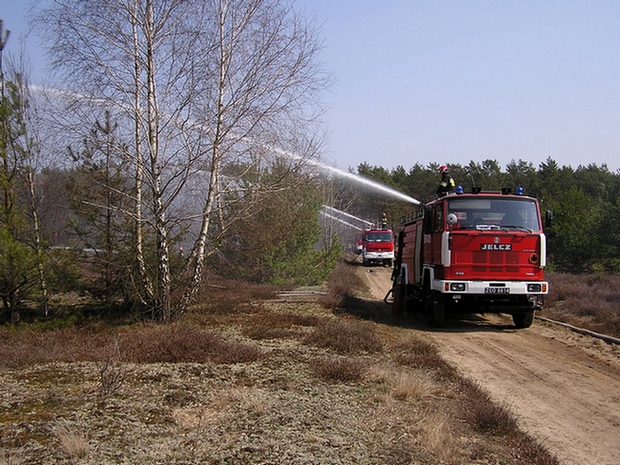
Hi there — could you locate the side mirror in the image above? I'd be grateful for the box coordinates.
[446,213,458,227]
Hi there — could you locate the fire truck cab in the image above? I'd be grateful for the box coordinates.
[391,189,549,328]
[361,228,395,267]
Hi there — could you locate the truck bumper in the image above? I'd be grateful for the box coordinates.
[433,280,548,295]
[364,252,395,260]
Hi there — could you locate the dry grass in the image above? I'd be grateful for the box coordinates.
[0,262,563,465]
[545,271,620,338]
[0,322,264,369]
[241,310,321,340]
[0,449,27,465]
[308,355,367,382]
[417,410,461,464]
[462,388,519,436]
[391,335,457,380]
[304,317,384,354]
[318,257,370,309]
[53,421,89,462]
[391,371,437,401]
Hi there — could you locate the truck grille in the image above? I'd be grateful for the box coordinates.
[469,251,522,274]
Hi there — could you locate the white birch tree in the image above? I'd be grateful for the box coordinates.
[35,0,328,321]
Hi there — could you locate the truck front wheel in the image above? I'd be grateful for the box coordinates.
[425,291,445,328]
[512,312,534,328]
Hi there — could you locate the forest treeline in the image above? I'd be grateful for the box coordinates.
[344,158,620,274]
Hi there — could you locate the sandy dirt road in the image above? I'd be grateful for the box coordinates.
[359,265,620,465]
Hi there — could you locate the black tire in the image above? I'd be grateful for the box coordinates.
[390,286,403,316]
[425,291,445,327]
[512,312,534,328]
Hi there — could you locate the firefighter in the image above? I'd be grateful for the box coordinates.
[381,212,388,229]
[436,164,456,196]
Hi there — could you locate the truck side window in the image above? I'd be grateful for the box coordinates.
[434,205,443,232]
[424,206,434,234]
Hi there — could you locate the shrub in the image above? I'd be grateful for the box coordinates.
[457,378,519,436]
[391,335,457,381]
[242,311,320,340]
[304,318,383,355]
[120,323,264,364]
[0,322,264,368]
[309,356,366,383]
[545,272,620,338]
[319,259,369,309]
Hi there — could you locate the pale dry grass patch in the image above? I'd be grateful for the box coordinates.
[242,388,269,416]
[304,434,323,444]
[53,420,89,462]
[0,449,27,465]
[365,365,391,384]
[222,386,270,416]
[417,409,461,464]
[172,405,221,430]
[392,371,438,401]
[308,355,367,382]
[367,364,440,401]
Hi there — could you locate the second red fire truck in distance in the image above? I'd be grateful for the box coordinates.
[357,227,395,267]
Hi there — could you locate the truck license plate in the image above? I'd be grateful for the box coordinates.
[485,287,509,294]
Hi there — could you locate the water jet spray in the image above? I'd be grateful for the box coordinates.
[322,205,373,227]
[270,147,421,205]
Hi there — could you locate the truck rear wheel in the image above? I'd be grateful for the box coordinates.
[512,312,534,328]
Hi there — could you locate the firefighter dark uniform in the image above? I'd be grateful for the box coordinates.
[437,164,456,196]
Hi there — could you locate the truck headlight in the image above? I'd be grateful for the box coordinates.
[527,283,542,292]
[450,283,466,292]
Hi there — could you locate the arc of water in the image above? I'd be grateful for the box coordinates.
[270,147,421,205]
[322,205,373,227]
[32,85,421,206]
[319,211,364,230]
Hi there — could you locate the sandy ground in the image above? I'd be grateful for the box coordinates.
[360,265,620,465]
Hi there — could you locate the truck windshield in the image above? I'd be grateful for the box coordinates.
[366,232,393,242]
[447,197,541,232]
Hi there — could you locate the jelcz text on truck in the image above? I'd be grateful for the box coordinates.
[390,188,550,328]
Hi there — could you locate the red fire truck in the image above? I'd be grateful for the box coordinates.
[361,228,395,267]
[390,188,550,328]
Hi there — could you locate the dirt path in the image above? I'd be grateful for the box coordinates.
[360,265,620,465]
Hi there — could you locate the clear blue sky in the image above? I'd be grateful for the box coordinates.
[298,0,620,172]
[3,0,620,172]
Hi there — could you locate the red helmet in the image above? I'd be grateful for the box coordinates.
[439,164,449,174]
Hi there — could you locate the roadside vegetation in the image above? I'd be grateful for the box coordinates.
[0,259,562,465]
[544,271,620,338]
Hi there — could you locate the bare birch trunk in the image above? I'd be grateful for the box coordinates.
[26,167,49,316]
[176,1,231,314]
[130,1,153,307]
[145,0,171,322]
